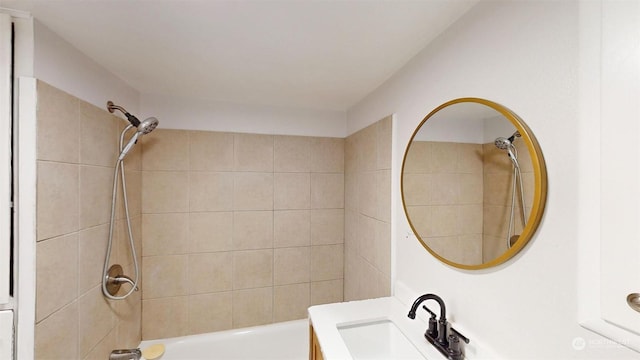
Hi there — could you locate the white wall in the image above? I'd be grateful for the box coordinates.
[33,20,140,114]
[140,93,347,137]
[348,1,638,358]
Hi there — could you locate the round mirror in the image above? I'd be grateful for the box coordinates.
[401,98,547,270]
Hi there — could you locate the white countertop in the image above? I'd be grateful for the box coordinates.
[308,296,444,360]
[308,292,500,360]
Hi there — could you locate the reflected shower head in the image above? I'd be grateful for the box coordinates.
[494,131,521,150]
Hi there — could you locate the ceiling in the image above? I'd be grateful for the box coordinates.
[2,0,477,111]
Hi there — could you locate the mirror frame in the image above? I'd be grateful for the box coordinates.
[401,98,548,270]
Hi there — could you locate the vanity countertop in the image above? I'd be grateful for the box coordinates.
[308,293,500,360]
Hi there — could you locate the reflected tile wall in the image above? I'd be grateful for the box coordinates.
[140,130,344,339]
[344,116,392,301]
[35,81,142,359]
[403,141,484,265]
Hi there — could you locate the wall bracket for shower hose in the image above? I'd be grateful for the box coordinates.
[105,264,138,296]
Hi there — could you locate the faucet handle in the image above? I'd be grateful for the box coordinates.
[422,305,437,319]
[422,306,438,339]
[449,326,470,344]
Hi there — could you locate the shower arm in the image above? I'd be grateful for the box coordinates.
[107,101,141,127]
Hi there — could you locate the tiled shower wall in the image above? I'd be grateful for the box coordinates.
[344,116,392,301]
[35,81,142,359]
[140,130,345,339]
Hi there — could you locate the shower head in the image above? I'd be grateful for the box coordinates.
[494,131,521,150]
[138,117,159,135]
[118,117,159,161]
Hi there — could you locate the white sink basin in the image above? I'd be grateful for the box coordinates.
[338,319,427,360]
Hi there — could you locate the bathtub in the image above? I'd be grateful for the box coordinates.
[138,319,309,360]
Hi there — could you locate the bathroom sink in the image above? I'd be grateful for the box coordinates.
[337,319,427,359]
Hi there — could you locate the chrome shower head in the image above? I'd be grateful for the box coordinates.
[494,136,513,150]
[494,131,521,150]
[138,117,159,135]
[118,118,159,161]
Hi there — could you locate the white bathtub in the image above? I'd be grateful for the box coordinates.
[138,319,309,360]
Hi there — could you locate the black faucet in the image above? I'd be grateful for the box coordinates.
[407,294,470,360]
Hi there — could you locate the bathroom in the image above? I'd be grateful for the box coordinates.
[1,0,640,359]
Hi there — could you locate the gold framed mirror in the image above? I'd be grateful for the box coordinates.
[401,98,547,270]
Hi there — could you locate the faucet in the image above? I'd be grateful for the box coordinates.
[109,348,141,360]
[407,293,469,360]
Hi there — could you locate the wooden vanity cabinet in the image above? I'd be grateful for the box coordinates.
[309,324,324,360]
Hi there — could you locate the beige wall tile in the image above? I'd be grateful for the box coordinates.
[116,170,142,220]
[310,137,344,173]
[274,173,310,209]
[431,142,458,173]
[78,286,116,357]
[357,124,377,172]
[344,135,358,175]
[376,116,392,170]
[190,131,234,171]
[483,235,506,263]
[115,215,142,269]
[405,206,431,239]
[142,297,189,340]
[80,101,118,167]
[344,171,358,211]
[83,328,116,360]
[233,211,273,250]
[458,234,483,265]
[311,209,344,245]
[357,171,378,217]
[189,172,234,212]
[36,234,79,322]
[429,206,458,237]
[431,173,459,205]
[403,141,431,174]
[376,170,391,222]
[458,205,483,235]
[35,301,79,360]
[188,252,233,294]
[232,287,273,328]
[142,213,189,256]
[233,172,273,210]
[273,210,310,248]
[274,135,310,172]
[142,171,189,213]
[274,247,310,285]
[273,283,310,322]
[234,133,273,172]
[80,165,113,229]
[457,143,483,174]
[78,225,109,294]
[483,205,509,238]
[402,173,431,206]
[233,249,273,289]
[310,279,344,306]
[459,173,483,205]
[310,173,344,209]
[113,290,141,349]
[142,255,188,299]
[189,211,233,252]
[188,292,233,334]
[483,172,511,206]
[310,244,344,281]
[37,161,79,241]
[37,81,80,163]
[344,210,359,253]
[141,129,189,171]
[357,214,377,267]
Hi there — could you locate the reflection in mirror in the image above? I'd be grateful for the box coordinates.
[402,99,544,269]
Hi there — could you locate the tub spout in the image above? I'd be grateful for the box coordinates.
[109,348,141,360]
